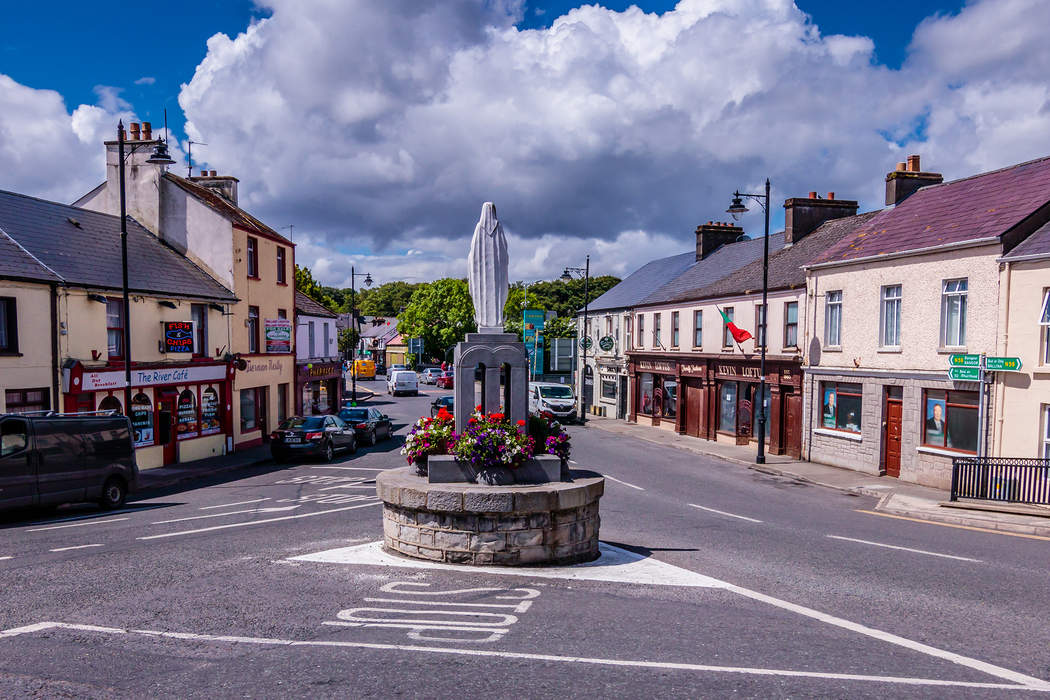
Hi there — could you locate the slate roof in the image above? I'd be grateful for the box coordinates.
[360,317,399,341]
[295,291,337,318]
[1002,219,1050,260]
[164,173,292,244]
[684,211,881,302]
[0,229,62,283]
[642,233,785,305]
[0,189,236,301]
[587,252,696,312]
[813,155,1050,265]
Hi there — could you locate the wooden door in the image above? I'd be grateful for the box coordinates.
[685,382,703,437]
[884,397,902,478]
[783,391,802,458]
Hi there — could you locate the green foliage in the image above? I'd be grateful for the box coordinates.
[358,281,421,317]
[397,279,476,361]
[543,315,576,340]
[294,265,339,310]
[337,327,358,355]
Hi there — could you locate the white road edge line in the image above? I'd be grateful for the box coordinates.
[603,475,645,491]
[199,498,270,510]
[152,506,300,525]
[826,535,982,563]
[0,556,12,561]
[688,503,763,523]
[317,484,376,491]
[49,544,104,552]
[28,518,129,532]
[136,501,381,540]
[310,466,388,471]
[22,508,144,526]
[0,621,1043,692]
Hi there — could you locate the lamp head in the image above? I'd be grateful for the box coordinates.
[364,273,373,287]
[560,269,573,282]
[726,194,748,216]
[146,141,175,166]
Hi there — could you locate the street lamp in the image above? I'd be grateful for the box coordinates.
[727,178,770,464]
[116,120,174,412]
[561,255,590,425]
[347,266,373,405]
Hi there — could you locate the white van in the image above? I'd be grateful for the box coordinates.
[528,382,577,422]
[387,370,419,397]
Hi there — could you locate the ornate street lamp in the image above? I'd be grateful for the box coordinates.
[347,266,373,405]
[561,256,590,425]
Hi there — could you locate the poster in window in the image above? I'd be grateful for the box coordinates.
[176,389,199,440]
[265,318,293,353]
[200,387,221,435]
[130,393,154,446]
[925,397,946,445]
[822,388,836,428]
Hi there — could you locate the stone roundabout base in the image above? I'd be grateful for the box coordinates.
[376,467,604,566]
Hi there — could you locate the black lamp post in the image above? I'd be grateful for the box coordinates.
[116,120,173,413]
[348,266,373,405]
[727,178,770,464]
[561,255,590,425]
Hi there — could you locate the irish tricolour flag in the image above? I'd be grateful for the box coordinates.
[718,307,753,344]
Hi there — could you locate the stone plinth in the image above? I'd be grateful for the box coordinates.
[377,467,603,566]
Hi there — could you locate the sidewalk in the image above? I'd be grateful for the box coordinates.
[583,415,1050,538]
[136,445,273,492]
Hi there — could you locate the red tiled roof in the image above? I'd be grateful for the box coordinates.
[812,155,1050,265]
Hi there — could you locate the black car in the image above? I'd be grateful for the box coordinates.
[338,407,393,446]
[270,415,356,463]
[430,395,454,417]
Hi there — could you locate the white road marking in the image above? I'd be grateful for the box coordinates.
[1,621,1043,692]
[825,535,982,563]
[152,506,301,525]
[688,503,763,523]
[199,498,270,510]
[22,508,146,527]
[28,517,129,532]
[317,484,376,491]
[49,544,103,552]
[0,556,12,561]
[310,466,388,471]
[137,501,381,540]
[603,475,645,491]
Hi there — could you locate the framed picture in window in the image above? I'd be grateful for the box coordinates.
[925,396,947,446]
[822,388,836,428]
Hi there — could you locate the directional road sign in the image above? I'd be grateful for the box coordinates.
[947,366,980,381]
[985,356,1023,372]
[949,354,980,368]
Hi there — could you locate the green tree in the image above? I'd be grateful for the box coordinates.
[358,281,421,317]
[337,327,359,357]
[543,315,576,339]
[294,265,338,310]
[397,279,476,362]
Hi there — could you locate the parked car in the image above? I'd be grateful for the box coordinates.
[430,395,454,417]
[0,411,138,510]
[528,382,578,422]
[420,368,442,384]
[270,415,357,463]
[387,369,419,396]
[435,370,454,389]
[338,407,393,446]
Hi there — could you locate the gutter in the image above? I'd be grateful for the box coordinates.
[997,251,1050,263]
[803,236,1000,271]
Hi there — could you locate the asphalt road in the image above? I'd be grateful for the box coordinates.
[1,376,1047,698]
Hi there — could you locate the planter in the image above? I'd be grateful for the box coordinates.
[412,457,429,477]
[428,454,564,484]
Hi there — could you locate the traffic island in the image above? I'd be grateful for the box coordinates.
[376,467,604,566]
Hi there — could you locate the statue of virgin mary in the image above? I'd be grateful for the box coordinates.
[467,202,509,332]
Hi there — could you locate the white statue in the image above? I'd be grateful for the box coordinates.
[467,202,509,332]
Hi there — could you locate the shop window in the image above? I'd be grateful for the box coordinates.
[201,387,221,435]
[663,378,677,419]
[106,298,124,359]
[177,389,199,440]
[825,291,842,347]
[247,236,259,278]
[940,278,968,348]
[625,316,632,349]
[821,382,862,433]
[240,389,257,431]
[605,316,612,337]
[276,247,287,284]
[601,379,616,400]
[783,301,798,348]
[0,297,17,353]
[248,306,260,353]
[922,389,977,453]
[4,388,49,414]
[750,385,771,434]
[191,304,208,357]
[693,310,702,348]
[130,393,154,447]
[671,312,679,347]
[638,373,655,415]
[880,285,902,347]
[719,382,737,432]
[1040,290,1050,365]
[98,395,123,415]
[722,307,735,348]
[1,417,28,457]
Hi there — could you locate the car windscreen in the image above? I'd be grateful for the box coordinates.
[538,386,574,399]
[340,409,368,422]
[279,417,325,430]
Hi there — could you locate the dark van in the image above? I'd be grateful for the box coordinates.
[0,412,138,511]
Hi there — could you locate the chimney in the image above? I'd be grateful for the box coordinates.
[129,122,140,140]
[141,122,152,140]
[189,170,240,206]
[695,221,745,261]
[783,193,859,245]
[886,154,943,205]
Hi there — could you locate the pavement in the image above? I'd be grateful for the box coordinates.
[584,414,1050,538]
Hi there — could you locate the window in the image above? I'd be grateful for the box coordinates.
[719,382,737,432]
[601,379,616,400]
[637,315,645,348]
[940,278,968,347]
[98,395,123,415]
[276,247,286,284]
[605,316,612,337]
[664,378,677,418]
[783,301,798,348]
[4,389,49,414]
[880,285,902,347]
[130,393,154,446]
[191,304,208,357]
[820,382,862,433]
[247,236,259,278]
[652,313,661,347]
[825,291,842,346]
[671,311,680,347]
[277,383,288,424]
[722,307,735,347]
[106,298,124,359]
[248,306,260,353]
[201,387,221,435]
[1043,406,1050,459]
[177,389,199,440]
[1040,290,1050,365]
[693,310,703,347]
[638,373,655,415]
[0,298,17,353]
[1,418,28,457]
[625,316,632,349]
[755,305,766,348]
[922,389,978,453]
[324,322,331,357]
[240,389,258,431]
[308,320,316,358]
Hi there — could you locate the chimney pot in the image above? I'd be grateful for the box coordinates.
[129,122,140,141]
[907,154,920,172]
[808,191,817,199]
[212,170,218,177]
[896,162,906,171]
[141,122,151,140]
[827,192,834,200]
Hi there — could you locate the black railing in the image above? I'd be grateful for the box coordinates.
[951,457,1050,505]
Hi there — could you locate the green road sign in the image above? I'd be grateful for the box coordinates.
[947,366,980,381]
[949,354,980,367]
[985,356,1023,372]
[598,336,614,351]
[580,336,593,350]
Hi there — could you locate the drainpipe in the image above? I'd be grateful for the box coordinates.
[50,283,60,412]
[804,270,819,462]
[994,261,1012,457]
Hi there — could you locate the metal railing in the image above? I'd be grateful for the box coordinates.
[950,456,1050,505]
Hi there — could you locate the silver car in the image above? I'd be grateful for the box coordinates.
[420,368,442,385]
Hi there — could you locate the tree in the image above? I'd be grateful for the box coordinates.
[358,281,421,317]
[294,265,338,310]
[398,279,476,362]
[337,327,359,358]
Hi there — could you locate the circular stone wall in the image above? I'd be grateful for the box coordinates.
[376,467,604,566]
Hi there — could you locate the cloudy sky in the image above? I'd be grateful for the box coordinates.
[3,0,1050,288]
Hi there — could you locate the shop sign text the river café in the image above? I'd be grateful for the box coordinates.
[78,364,228,391]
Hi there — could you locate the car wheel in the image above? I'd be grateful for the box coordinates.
[99,477,127,509]
[369,429,377,446]
[272,451,286,464]
[349,435,358,454]
[324,441,335,463]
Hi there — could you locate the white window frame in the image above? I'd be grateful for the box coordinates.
[880,285,902,348]
[755,304,766,348]
[722,307,735,348]
[308,320,316,358]
[652,312,661,348]
[1043,405,1050,459]
[825,290,842,347]
[693,310,703,348]
[783,301,798,349]
[1040,290,1050,366]
[940,278,968,348]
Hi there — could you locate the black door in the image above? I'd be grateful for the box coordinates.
[617,376,628,420]
[0,417,36,508]
[327,416,352,450]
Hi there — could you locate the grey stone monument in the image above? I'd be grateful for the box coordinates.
[454,202,528,436]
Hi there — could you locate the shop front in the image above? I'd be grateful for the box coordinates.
[233,356,293,449]
[296,360,343,415]
[62,360,234,469]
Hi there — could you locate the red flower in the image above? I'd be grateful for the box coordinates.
[436,407,453,421]
[516,419,526,426]
[475,404,483,411]
[490,412,505,421]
